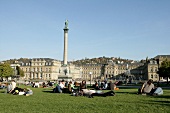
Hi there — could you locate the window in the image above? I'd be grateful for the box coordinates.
[151,75,153,79]
[150,68,153,72]
[155,75,157,78]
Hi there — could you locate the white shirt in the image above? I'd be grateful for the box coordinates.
[11,81,16,90]
[35,83,39,87]
[59,83,64,89]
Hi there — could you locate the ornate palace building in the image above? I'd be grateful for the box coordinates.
[5,55,169,82]
[19,58,81,80]
[80,55,170,82]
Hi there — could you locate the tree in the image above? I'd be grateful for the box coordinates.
[157,60,170,84]
[0,65,3,81]
[16,66,25,77]
[0,63,13,81]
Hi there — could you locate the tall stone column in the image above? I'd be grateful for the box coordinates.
[63,20,69,66]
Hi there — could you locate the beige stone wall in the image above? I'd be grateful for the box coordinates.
[147,64,159,81]
[20,59,82,81]
[81,64,102,80]
[20,59,61,80]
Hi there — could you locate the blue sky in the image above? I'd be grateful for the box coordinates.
[0,0,170,61]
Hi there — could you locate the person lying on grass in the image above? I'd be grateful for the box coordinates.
[25,88,33,96]
[79,89,115,98]
[8,87,33,96]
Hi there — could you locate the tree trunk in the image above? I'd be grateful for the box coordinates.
[0,77,3,82]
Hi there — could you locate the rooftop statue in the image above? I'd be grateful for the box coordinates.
[65,20,69,28]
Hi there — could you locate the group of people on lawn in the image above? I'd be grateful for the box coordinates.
[53,79,163,97]
[53,79,117,97]
[6,80,33,96]
[1,79,163,97]
[138,79,163,96]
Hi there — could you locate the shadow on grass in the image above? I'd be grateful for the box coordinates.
[115,91,137,95]
[150,100,170,107]
[117,87,139,89]
[42,90,54,93]
[151,95,170,99]
[154,100,170,103]
[0,91,5,93]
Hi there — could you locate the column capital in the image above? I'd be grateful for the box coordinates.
[63,28,69,31]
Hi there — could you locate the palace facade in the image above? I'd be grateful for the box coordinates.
[5,55,170,82]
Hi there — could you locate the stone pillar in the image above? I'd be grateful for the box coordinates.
[31,73,33,79]
[63,20,69,66]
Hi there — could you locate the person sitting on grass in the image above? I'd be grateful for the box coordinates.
[34,82,40,88]
[102,80,108,89]
[56,80,65,93]
[7,83,12,93]
[94,83,101,90]
[109,81,119,91]
[138,79,154,95]
[80,80,87,90]
[68,81,74,93]
[9,80,16,93]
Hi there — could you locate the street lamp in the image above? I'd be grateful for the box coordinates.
[89,72,92,86]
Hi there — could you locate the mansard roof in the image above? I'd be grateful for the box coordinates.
[17,58,60,63]
[154,55,170,59]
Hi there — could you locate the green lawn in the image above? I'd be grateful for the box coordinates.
[0,87,170,113]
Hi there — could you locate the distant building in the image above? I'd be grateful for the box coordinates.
[4,55,170,82]
[17,58,81,80]
[80,64,102,80]
[143,59,159,81]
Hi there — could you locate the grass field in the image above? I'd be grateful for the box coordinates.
[0,86,170,113]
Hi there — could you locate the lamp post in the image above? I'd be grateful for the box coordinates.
[89,72,92,86]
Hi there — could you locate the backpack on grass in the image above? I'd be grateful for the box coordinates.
[153,87,163,95]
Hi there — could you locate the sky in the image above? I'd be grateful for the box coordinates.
[0,0,170,61]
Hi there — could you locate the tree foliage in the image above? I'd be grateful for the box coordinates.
[157,60,170,83]
[16,66,25,77]
[0,63,14,79]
